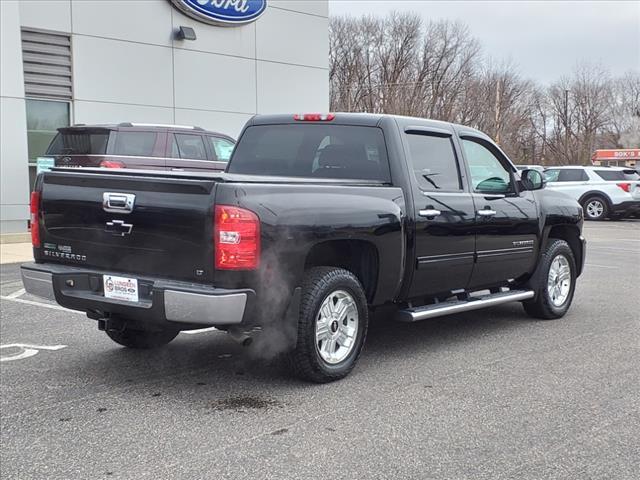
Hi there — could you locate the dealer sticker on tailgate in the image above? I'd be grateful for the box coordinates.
[103,275,139,302]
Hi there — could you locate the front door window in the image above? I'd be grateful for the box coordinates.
[207,137,235,162]
[461,138,513,194]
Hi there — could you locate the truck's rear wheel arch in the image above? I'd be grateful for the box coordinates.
[543,225,583,277]
[304,240,379,303]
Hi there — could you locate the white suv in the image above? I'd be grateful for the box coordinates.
[544,166,640,220]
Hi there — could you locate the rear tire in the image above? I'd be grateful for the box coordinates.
[523,239,577,320]
[287,267,368,383]
[106,327,178,349]
[582,196,608,221]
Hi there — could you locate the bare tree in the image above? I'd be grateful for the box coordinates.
[330,13,635,166]
[329,15,480,119]
[608,71,640,148]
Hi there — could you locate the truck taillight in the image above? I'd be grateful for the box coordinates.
[293,113,335,121]
[30,191,41,248]
[214,205,260,270]
[99,160,125,168]
[616,182,631,192]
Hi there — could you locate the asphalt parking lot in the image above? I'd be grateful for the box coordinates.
[1,221,638,479]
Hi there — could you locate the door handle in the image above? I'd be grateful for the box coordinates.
[477,209,497,217]
[419,209,441,218]
[102,192,135,214]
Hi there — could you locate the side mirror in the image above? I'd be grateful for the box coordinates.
[520,169,546,191]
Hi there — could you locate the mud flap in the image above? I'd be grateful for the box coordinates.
[243,287,301,357]
[282,287,301,351]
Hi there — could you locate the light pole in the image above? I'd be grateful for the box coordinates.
[494,79,502,145]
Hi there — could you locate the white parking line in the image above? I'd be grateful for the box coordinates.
[0,295,82,314]
[587,238,640,243]
[1,295,221,331]
[587,247,639,253]
[0,344,67,362]
[5,288,25,299]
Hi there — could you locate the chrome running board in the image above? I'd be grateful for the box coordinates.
[396,290,535,323]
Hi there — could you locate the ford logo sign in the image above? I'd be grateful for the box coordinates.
[170,0,267,26]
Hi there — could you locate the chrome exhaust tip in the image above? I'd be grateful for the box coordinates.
[227,326,261,347]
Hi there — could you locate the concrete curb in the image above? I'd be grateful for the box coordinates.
[0,242,33,265]
[1,233,31,244]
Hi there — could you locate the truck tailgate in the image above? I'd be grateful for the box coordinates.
[37,170,218,282]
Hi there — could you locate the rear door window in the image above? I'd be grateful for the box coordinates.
[228,124,390,181]
[558,169,588,181]
[405,133,461,191]
[175,134,207,160]
[113,132,158,157]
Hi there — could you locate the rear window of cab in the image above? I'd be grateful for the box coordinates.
[228,124,391,182]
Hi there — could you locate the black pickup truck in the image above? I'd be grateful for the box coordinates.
[22,113,586,382]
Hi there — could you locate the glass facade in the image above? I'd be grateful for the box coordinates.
[26,99,70,187]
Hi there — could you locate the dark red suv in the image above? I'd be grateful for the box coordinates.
[45,123,235,172]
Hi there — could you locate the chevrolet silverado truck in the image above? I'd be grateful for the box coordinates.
[22,113,586,383]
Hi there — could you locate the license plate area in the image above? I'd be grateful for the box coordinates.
[103,275,139,302]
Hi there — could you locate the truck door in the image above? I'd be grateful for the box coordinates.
[459,134,539,288]
[402,125,476,298]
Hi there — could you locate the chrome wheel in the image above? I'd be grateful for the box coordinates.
[547,254,571,307]
[315,289,359,364]
[586,199,604,219]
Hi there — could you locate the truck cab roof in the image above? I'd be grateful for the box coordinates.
[248,112,490,139]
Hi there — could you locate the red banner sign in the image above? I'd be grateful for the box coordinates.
[592,149,640,162]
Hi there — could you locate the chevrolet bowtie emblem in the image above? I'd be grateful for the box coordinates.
[105,220,133,236]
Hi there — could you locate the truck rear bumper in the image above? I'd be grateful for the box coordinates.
[21,262,254,329]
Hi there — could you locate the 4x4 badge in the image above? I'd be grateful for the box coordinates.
[512,240,534,247]
[105,220,133,236]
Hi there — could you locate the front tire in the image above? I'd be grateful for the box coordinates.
[106,327,179,349]
[288,267,368,383]
[582,196,608,221]
[523,239,577,320]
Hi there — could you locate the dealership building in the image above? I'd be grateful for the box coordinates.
[0,0,329,234]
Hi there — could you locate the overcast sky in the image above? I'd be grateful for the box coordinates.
[328,0,640,84]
